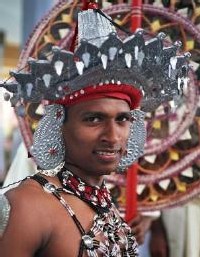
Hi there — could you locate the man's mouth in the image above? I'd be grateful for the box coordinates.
[95,150,121,155]
[93,149,123,162]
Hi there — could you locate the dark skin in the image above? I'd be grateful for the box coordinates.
[150,217,169,257]
[129,214,153,245]
[0,98,153,256]
[62,98,131,184]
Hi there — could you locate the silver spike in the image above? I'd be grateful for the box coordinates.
[101,54,108,69]
[54,60,64,76]
[183,77,189,95]
[170,57,177,70]
[125,53,132,68]
[138,51,144,66]
[42,74,51,88]
[76,61,84,75]
[177,77,182,91]
[134,46,139,60]
[82,52,90,68]
[109,47,117,61]
[26,83,33,97]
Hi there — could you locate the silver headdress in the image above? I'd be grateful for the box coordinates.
[0,7,191,173]
[1,9,190,112]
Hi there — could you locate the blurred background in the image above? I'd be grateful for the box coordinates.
[0,0,56,183]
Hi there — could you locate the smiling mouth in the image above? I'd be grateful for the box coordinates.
[95,150,121,155]
[94,149,122,161]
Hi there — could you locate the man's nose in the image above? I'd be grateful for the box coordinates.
[101,121,121,143]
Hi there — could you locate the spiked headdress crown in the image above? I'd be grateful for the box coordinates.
[1,7,190,114]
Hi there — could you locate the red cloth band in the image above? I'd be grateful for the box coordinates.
[53,84,142,110]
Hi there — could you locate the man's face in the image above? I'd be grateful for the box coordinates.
[62,98,132,178]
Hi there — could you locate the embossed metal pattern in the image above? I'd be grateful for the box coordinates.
[0,194,11,236]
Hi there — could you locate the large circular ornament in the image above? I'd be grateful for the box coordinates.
[15,0,200,211]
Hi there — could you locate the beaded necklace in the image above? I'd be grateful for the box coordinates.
[31,173,138,257]
[57,167,112,214]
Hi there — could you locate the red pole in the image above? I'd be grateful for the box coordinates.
[125,0,142,223]
[125,163,138,222]
[131,0,142,32]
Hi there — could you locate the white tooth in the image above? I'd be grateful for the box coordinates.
[97,151,117,155]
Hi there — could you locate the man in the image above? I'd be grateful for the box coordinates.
[0,97,139,256]
[0,2,189,257]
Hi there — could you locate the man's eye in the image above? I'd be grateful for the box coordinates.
[84,116,101,122]
[117,114,132,122]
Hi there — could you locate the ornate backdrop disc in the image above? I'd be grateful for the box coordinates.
[14,0,200,211]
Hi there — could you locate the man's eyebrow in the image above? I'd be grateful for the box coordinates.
[81,111,107,116]
[116,111,132,117]
[117,111,131,115]
[81,111,131,116]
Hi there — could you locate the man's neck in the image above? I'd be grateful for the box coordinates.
[64,163,104,187]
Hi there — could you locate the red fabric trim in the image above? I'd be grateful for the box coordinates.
[52,84,142,110]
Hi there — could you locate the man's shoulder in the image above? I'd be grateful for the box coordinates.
[0,179,44,236]
[0,179,53,255]
[6,178,44,203]
[4,178,54,221]
[2,178,54,238]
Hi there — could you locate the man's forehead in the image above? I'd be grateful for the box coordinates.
[68,98,131,112]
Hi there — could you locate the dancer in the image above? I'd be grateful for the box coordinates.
[0,2,189,257]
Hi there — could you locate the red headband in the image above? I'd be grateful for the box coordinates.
[53,84,142,110]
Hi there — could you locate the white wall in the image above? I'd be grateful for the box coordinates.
[0,0,23,44]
